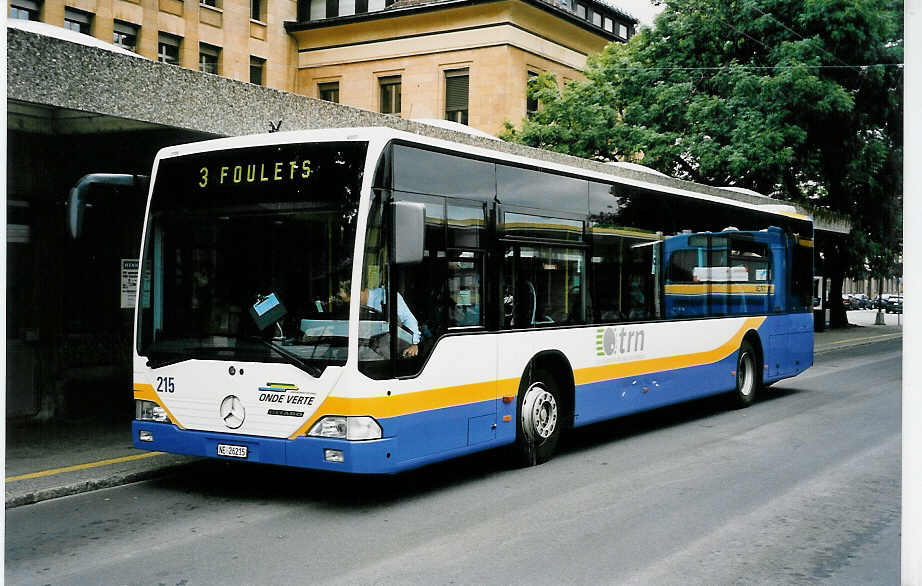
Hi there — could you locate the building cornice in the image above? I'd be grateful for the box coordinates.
[285,0,630,42]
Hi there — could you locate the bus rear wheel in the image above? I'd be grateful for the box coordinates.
[514,368,562,466]
[733,340,759,408]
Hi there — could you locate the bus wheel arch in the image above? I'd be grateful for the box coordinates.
[733,331,763,408]
[513,351,574,466]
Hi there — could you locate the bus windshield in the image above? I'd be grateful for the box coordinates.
[136,141,367,374]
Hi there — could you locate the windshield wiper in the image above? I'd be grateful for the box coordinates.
[248,337,323,378]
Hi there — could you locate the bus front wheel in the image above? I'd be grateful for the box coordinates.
[514,368,562,466]
[733,340,759,408]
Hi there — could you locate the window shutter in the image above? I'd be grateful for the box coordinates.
[445,71,469,111]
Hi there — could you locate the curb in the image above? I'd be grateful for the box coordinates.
[5,460,200,509]
[815,332,903,355]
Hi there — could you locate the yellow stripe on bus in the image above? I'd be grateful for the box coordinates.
[290,317,765,438]
[591,226,663,240]
[287,378,509,439]
[665,284,774,294]
[574,317,764,386]
[134,384,186,429]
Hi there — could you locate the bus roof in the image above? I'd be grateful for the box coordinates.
[154,127,813,224]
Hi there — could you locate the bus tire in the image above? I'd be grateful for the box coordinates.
[733,340,759,408]
[514,368,562,466]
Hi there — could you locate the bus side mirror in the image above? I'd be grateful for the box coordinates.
[67,173,149,239]
[392,201,425,264]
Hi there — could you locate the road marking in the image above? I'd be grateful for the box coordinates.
[5,452,165,482]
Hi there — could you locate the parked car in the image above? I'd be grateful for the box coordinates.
[873,294,892,310]
[842,294,856,310]
[854,294,871,309]
[885,295,903,314]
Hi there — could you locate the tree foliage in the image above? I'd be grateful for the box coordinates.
[503,0,903,290]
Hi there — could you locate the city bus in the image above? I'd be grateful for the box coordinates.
[132,127,814,473]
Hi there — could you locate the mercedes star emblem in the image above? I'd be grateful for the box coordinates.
[219,395,245,429]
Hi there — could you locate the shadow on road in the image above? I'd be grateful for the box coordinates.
[560,384,805,456]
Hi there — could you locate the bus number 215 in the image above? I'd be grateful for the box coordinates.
[156,377,176,393]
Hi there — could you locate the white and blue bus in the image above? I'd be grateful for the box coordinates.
[133,127,814,472]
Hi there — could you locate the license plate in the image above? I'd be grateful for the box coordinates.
[217,444,248,459]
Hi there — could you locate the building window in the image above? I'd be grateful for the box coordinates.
[113,21,139,52]
[250,56,265,85]
[575,3,586,19]
[250,0,263,19]
[379,76,401,115]
[200,0,220,7]
[64,7,92,34]
[592,10,602,27]
[158,33,181,65]
[618,23,629,38]
[526,70,539,118]
[339,0,355,16]
[9,0,40,20]
[445,69,469,125]
[199,43,220,74]
[604,16,613,32]
[318,81,340,103]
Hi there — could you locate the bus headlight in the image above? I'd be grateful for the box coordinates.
[307,416,382,440]
[135,399,171,423]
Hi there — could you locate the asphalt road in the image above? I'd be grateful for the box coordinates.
[6,339,901,585]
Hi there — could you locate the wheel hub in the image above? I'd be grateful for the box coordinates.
[522,383,558,441]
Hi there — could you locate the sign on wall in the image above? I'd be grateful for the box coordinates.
[121,258,139,309]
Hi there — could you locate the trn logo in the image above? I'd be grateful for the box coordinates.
[596,326,646,357]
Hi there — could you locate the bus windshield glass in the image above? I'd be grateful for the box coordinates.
[136,141,367,374]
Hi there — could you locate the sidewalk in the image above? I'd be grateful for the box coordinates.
[814,309,904,353]
[4,311,902,508]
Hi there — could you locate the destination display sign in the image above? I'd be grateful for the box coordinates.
[150,141,368,212]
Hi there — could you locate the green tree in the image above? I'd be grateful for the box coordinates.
[503,0,902,327]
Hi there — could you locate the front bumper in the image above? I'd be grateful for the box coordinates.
[132,421,398,474]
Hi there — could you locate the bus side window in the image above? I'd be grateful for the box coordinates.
[505,244,583,328]
[591,231,627,323]
[790,235,813,313]
[664,240,708,319]
[393,196,487,377]
[728,239,771,315]
[591,230,661,323]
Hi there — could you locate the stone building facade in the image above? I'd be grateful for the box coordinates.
[8,0,636,135]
